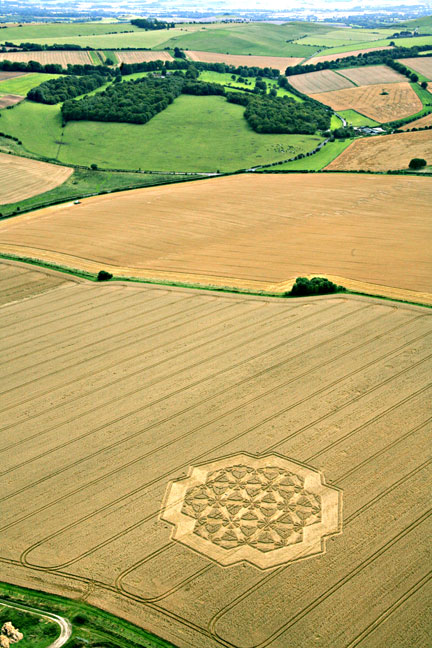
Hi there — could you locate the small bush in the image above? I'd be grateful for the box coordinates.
[73,614,88,626]
[287,276,345,297]
[408,157,427,169]
[90,163,98,170]
[97,270,113,281]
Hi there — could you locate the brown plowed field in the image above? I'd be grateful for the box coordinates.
[306,46,393,65]
[0,50,93,65]
[0,260,431,648]
[326,130,432,173]
[0,71,28,82]
[310,82,422,122]
[187,51,303,72]
[0,152,73,204]
[398,56,432,80]
[400,112,432,129]
[115,50,174,64]
[0,93,23,108]
[337,64,406,86]
[288,69,355,94]
[0,174,431,304]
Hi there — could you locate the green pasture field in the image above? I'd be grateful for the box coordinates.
[330,113,343,128]
[268,138,354,171]
[157,23,319,56]
[197,70,302,100]
[295,28,391,47]
[396,15,432,33]
[338,109,380,126]
[320,35,432,55]
[0,166,199,217]
[103,50,119,63]
[0,72,61,95]
[0,21,142,43]
[0,603,58,648]
[0,582,174,648]
[0,95,323,172]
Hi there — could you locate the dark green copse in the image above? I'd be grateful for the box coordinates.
[287,276,345,297]
[27,74,107,104]
[408,157,427,169]
[97,270,113,281]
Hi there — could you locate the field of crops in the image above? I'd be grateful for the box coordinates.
[305,46,393,65]
[115,50,174,64]
[0,94,23,108]
[310,82,423,122]
[0,50,93,65]
[325,130,432,172]
[187,51,304,72]
[0,258,431,648]
[337,64,406,86]
[400,112,432,129]
[1,174,431,302]
[0,152,73,204]
[0,96,322,172]
[288,69,355,94]
[398,56,432,80]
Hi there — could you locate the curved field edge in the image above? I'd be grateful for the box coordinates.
[1,253,430,309]
[0,597,70,648]
[0,582,177,648]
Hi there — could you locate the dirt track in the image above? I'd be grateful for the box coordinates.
[0,261,431,648]
[0,174,431,304]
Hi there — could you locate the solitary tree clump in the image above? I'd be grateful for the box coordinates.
[97,270,113,281]
[90,163,98,170]
[286,276,345,297]
[408,157,427,169]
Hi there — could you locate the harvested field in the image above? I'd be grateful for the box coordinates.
[0,50,93,66]
[310,82,423,123]
[0,260,431,648]
[0,71,28,82]
[399,56,432,80]
[325,130,432,173]
[186,51,304,72]
[0,93,23,108]
[337,64,406,86]
[288,69,355,94]
[305,46,393,65]
[0,174,431,304]
[115,50,174,64]
[0,152,73,204]
[400,112,432,129]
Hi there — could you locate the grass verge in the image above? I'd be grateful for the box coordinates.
[261,138,354,170]
[0,167,202,218]
[338,109,380,127]
[0,581,176,648]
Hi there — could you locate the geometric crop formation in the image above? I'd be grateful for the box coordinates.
[162,453,342,568]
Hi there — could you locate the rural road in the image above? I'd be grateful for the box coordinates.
[0,598,72,648]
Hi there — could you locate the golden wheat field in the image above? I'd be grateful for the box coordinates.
[115,50,174,64]
[337,64,406,86]
[325,131,432,174]
[0,259,431,648]
[0,50,94,65]
[398,56,432,80]
[0,152,73,204]
[0,174,431,304]
[400,112,432,129]
[288,69,355,94]
[310,82,423,122]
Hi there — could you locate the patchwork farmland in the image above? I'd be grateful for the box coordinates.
[0,174,431,304]
[0,152,73,204]
[325,130,432,173]
[0,260,431,648]
[305,46,393,65]
[310,82,423,122]
[288,69,355,94]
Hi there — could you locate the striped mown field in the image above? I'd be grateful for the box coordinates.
[0,261,431,648]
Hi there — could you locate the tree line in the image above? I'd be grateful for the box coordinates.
[0,58,116,77]
[27,73,107,104]
[119,58,281,80]
[130,18,175,30]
